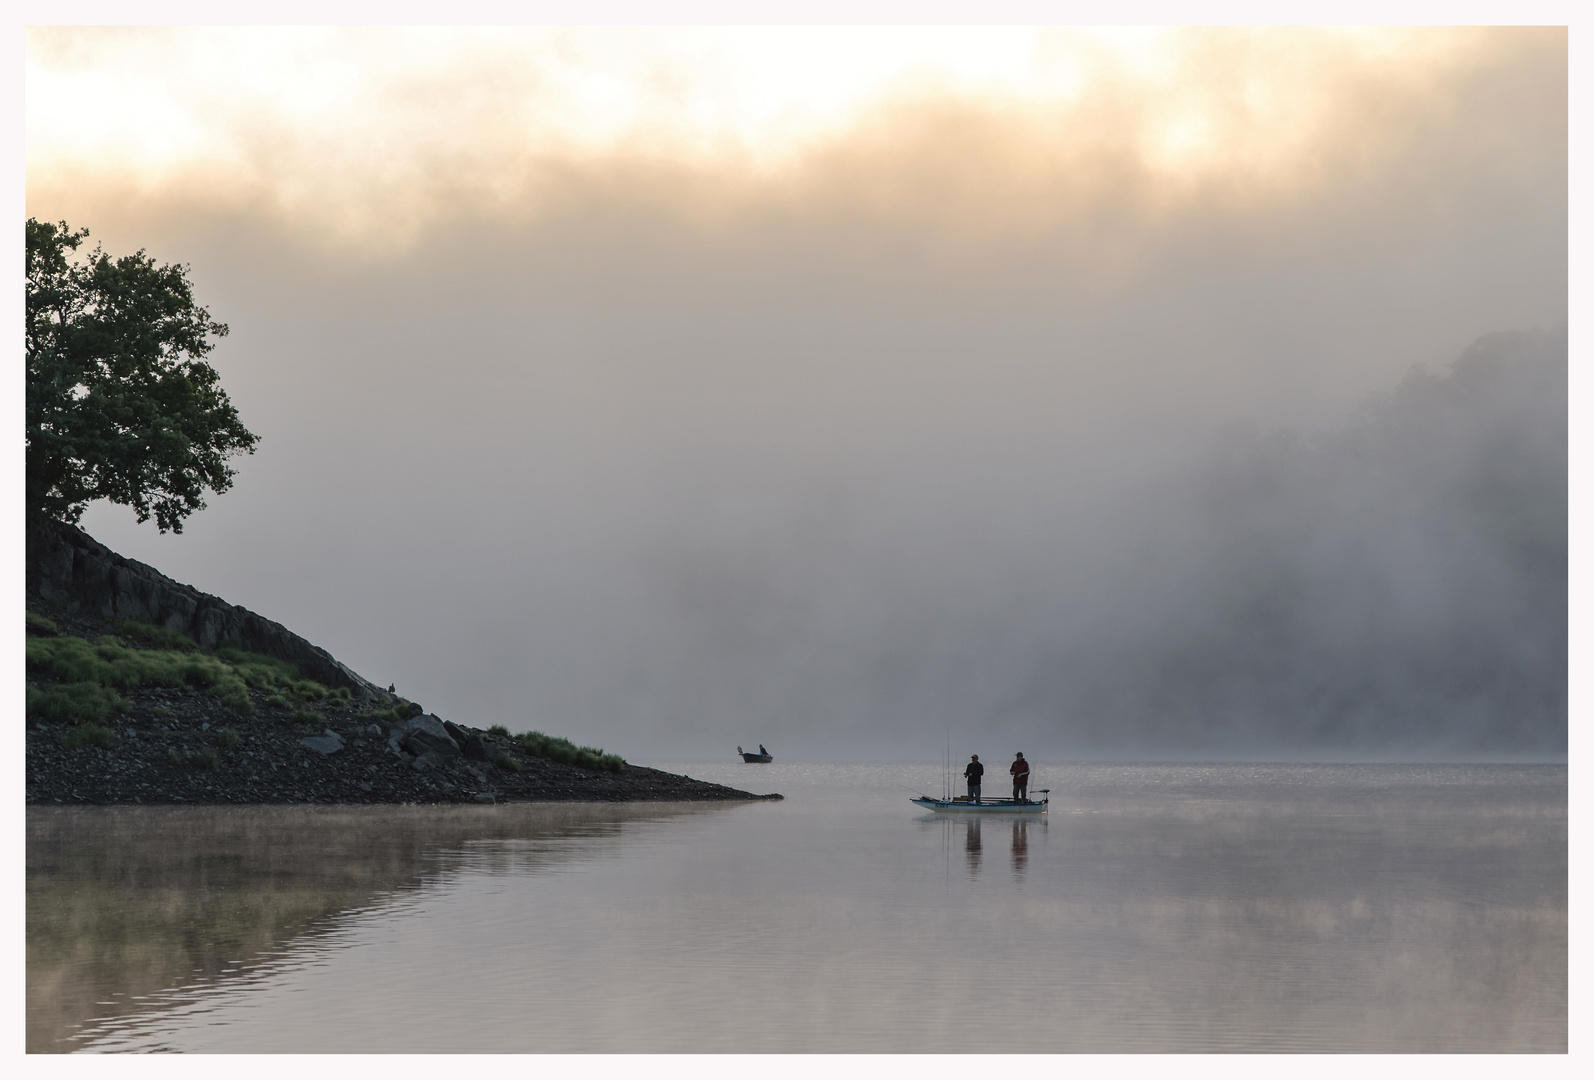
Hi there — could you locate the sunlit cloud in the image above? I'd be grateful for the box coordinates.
[26,25,1521,249]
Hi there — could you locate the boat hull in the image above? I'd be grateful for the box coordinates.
[911,797,1047,814]
[741,754,773,763]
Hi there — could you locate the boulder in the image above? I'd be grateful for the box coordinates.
[443,720,489,762]
[399,714,460,759]
[299,732,344,756]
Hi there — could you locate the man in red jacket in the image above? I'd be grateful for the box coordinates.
[1010,752,1031,803]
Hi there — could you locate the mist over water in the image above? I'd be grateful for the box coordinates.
[28,764,1568,1052]
[50,28,1565,763]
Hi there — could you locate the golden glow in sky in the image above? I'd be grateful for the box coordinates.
[24,26,1521,242]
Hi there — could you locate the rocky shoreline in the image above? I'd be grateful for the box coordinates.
[26,605,779,808]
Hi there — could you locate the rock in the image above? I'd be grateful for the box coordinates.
[26,516,381,700]
[399,714,460,759]
[409,749,455,772]
[367,723,383,736]
[443,720,489,762]
[472,793,495,803]
[299,733,344,756]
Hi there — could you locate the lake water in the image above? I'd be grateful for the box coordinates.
[27,762,1565,1053]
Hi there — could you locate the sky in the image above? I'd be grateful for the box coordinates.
[24,25,1568,762]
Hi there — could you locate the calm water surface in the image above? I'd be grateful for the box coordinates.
[27,762,1565,1052]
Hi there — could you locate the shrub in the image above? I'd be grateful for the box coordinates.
[292,707,325,725]
[26,612,59,636]
[218,726,240,749]
[27,681,126,724]
[168,747,183,764]
[152,705,172,717]
[192,746,219,771]
[486,724,511,738]
[494,754,521,773]
[61,722,118,750]
[513,730,625,773]
[266,693,291,710]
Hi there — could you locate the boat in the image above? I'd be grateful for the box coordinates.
[738,745,773,763]
[911,790,1049,814]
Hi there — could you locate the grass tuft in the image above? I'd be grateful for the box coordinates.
[512,730,625,773]
[218,726,240,749]
[27,681,127,724]
[26,617,342,719]
[115,620,200,652]
[192,746,219,771]
[61,722,118,750]
[493,754,521,772]
[486,724,511,738]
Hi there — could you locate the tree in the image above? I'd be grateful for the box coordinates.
[26,218,259,533]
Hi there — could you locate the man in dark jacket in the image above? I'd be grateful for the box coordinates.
[1010,752,1030,802]
[964,754,985,803]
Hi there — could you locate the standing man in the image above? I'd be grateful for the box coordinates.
[1010,752,1030,803]
[964,754,985,803]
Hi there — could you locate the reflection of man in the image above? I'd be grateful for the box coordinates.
[1010,752,1030,802]
[964,754,984,803]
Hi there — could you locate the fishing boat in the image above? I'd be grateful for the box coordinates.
[738,745,773,763]
[914,737,1047,812]
[911,791,1048,814]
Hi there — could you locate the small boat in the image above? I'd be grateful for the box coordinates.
[912,790,1049,814]
[738,745,773,763]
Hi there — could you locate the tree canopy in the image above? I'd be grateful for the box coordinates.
[26,218,259,533]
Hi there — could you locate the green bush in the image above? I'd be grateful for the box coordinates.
[61,722,118,750]
[494,754,521,772]
[26,612,59,636]
[218,726,240,749]
[292,707,325,725]
[265,693,291,710]
[513,730,625,773]
[192,746,219,771]
[27,681,126,724]
[486,724,511,738]
[167,747,183,764]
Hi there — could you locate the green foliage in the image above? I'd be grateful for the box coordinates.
[212,646,331,701]
[26,217,259,533]
[493,754,521,773]
[512,730,625,773]
[265,693,291,710]
[26,612,59,637]
[292,708,325,725]
[26,633,254,711]
[115,619,199,652]
[167,747,183,764]
[192,746,219,771]
[61,722,118,751]
[152,705,172,717]
[217,727,240,749]
[25,619,335,719]
[486,724,510,738]
[27,681,126,724]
